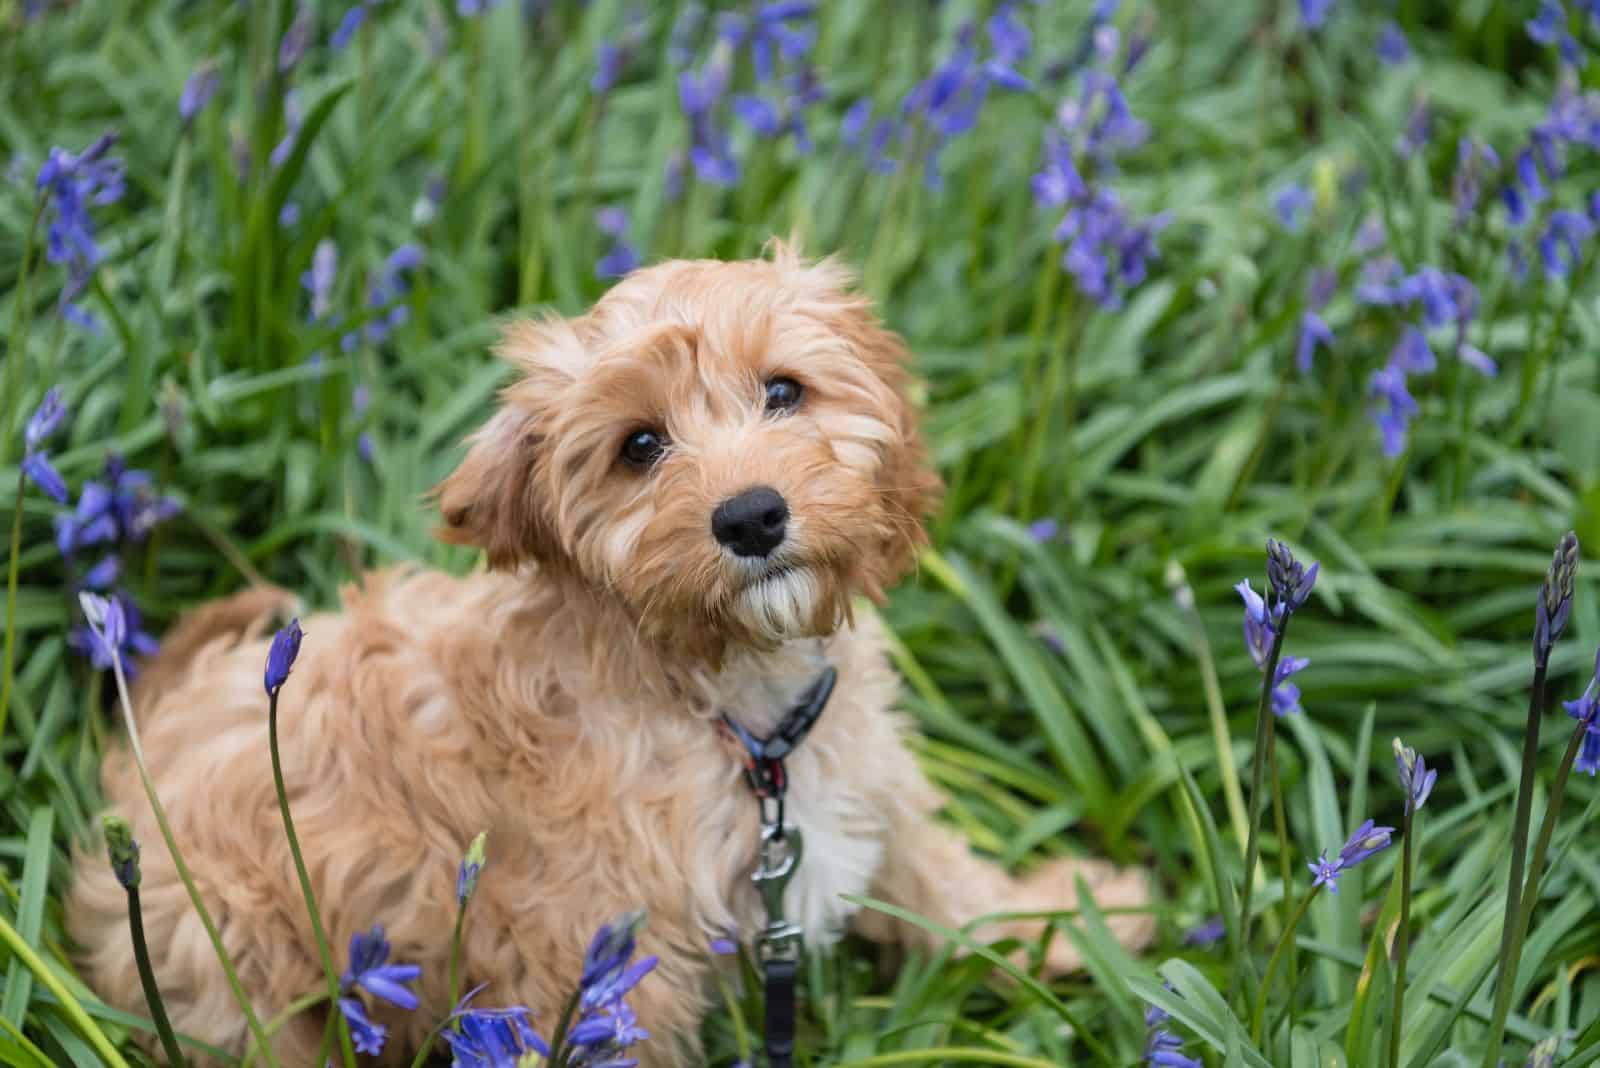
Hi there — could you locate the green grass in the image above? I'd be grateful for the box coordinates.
[3,0,1600,1065]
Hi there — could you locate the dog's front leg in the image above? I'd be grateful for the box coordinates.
[850,742,1155,974]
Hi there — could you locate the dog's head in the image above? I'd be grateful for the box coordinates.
[435,243,941,657]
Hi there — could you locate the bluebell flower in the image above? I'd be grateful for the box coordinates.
[271,91,303,170]
[1391,325,1436,374]
[596,206,641,279]
[1368,364,1418,458]
[103,815,140,890]
[709,936,738,956]
[302,239,338,323]
[1393,738,1437,813]
[457,0,503,15]
[1377,21,1411,64]
[264,619,303,696]
[678,48,739,185]
[1182,917,1225,947]
[1517,149,1547,205]
[1296,270,1336,373]
[71,591,159,675]
[332,5,368,51]
[1142,993,1201,1067]
[36,132,125,329]
[1308,851,1342,893]
[1355,215,1387,255]
[441,995,549,1068]
[593,42,627,93]
[1236,578,1310,715]
[83,553,120,590]
[1459,343,1498,377]
[1396,98,1430,159]
[1308,819,1393,894]
[1453,138,1500,222]
[1299,0,1334,30]
[1265,538,1319,616]
[668,4,705,67]
[1503,183,1530,227]
[718,2,816,84]
[567,1002,649,1055]
[1538,209,1593,277]
[1509,241,1530,282]
[458,832,487,904]
[277,201,301,228]
[1535,532,1580,671]
[20,387,69,503]
[1027,518,1059,543]
[1274,183,1312,231]
[278,5,312,72]
[338,996,388,1056]
[1271,655,1309,717]
[361,244,424,344]
[341,925,421,1009]
[982,2,1032,90]
[1528,1,1566,46]
[1030,136,1086,208]
[179,62,220,126]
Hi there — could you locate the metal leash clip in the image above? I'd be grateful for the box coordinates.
[752,819,804,963]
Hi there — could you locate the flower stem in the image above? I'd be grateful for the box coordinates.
[1480,661,1548,1068]
[0,911,130,1068]
[125,885,190,1067]
[1252,884,1320,1041]
[0,469,26,754]
[409,901,469,1068]
[240,990,329,1068]
[1386,806,1415,1068]
[1266,722,1295,1006]
[1238,619,1289,955]
[546,987,583,1068]
[268,688,357,1068]
[104,646,282,1068]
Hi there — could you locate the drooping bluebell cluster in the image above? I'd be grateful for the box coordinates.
[36,131,125,329]
[1563,649,1600,775]
[343,244,424,350]
[567,911,658,1067]
[179,62,220,126]
[1535,531,1580,671]
[71,590,159,676]
[1308,819,1393,894]
[1393,738,1438,814]
[1273,184,1312,232]
[443,993,550,1068]
[337,925,422,1056]
[264,618,303,696]
[673,3,820,186]
[332,5,369,51]
[20,388,69,504]
[1296,269,1335,374]
[1237,580,1308,717]
[1355,261,1491,456]
[595,207,641,279]
[1526,1,1593,68]
[1029,10,1167,308]
[1142,997,1200,1068]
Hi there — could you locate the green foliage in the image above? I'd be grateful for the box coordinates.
[2,1,1599,1066]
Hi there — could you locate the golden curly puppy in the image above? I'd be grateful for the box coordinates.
[68,245,1152,1066]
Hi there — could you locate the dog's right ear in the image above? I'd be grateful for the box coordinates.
[434,405,557,570]
[434,320,583,570]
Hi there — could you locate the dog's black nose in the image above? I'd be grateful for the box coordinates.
[712,486,789,558]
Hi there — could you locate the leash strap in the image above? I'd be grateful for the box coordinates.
[722,666,837,1068]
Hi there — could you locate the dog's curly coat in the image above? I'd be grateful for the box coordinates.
[67,245,1153,1066]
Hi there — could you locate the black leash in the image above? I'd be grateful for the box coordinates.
[720,665,837,1068]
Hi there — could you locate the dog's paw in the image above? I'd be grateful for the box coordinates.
[1018,857,1157,977]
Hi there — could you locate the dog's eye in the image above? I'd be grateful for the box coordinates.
[620,428,668,469]
[764,377,804,414]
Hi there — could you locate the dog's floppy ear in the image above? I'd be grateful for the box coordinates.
[434,320,582,570]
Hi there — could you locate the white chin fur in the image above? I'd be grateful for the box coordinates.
[735,569,819,640]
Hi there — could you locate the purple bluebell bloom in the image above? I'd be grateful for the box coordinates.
[1307,819,1392,894]
[457,0,503,15]
[719,2,816,84]
[332,5,368,51]
[1393,738,1438,813]
[70,591,159,675]
[1453,138,1500,222]
[1459,344,1497,377]
[179,62,220,125]
[264,619,303,696]
[1517,149,1547,204]
[83,553,120,590]
[1274,184,1312,231]
[270,91,303,170]
[1503,183,1530,227]
[1299,0,1334,30]
[1534,533,1580,671]
[596,206,641,279]
[1528,1,1566,46]
[1297,269,1336,373]
[1368,364,1418,458]
[1183,917,1226,947]
[1396,98,1431,159]
[1266,538,1319,616]
[360,244,424,344]
[1538,209,1593,277]
[1377,21,1411,64]
[1027,518,1060,543]
[20,388,70,504]
[278,5,313,72]
[337,996,386,1055]
[1142,997,1201,1067]
[441,992,549,1068]
[1308,851,1342,893]
[341,925,422,1013]
[277,201,301,228]
[36,132,125,329]
[302,239,338,323]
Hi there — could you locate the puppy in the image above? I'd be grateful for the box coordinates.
[68,245,1153,1065]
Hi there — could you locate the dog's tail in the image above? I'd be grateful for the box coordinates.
[132,585,300,708]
